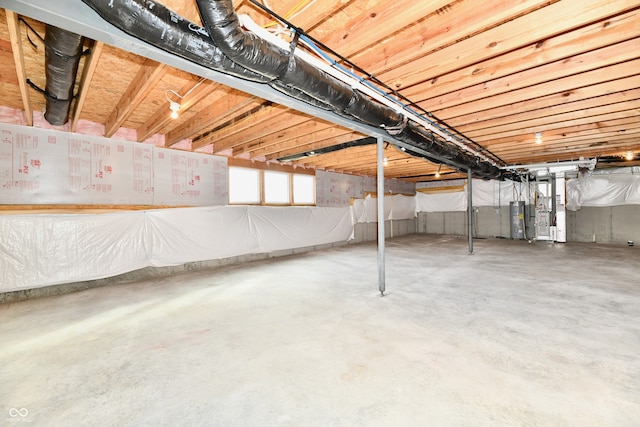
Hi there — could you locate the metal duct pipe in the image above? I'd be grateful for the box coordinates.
[43,25,83,125]
[81,0,508,179]
[197,0,503,179]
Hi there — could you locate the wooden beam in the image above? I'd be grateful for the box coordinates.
[285,0,351,32]
[319,0,452,58]
[191,104,283,151]
[70,40,103,132]
[484,118,640,148]
[378,0,639,89]
[431,60,640,119]
[447,75,640,127]
[343,0,551,85]
[104,59,167,137]
[456,88,640,133]
[421,38,640,112]
[401,9,640,101]
[466,102,640,140]
[233,118,335,157]
[209,109,312,153]
[6,10,32,126]
[136,79,218,142]
[266,131,365,160]
[247,125,357,159]
[165,91,259,146]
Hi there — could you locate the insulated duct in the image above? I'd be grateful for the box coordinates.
[43,25,84,125]
[81,0,510,179]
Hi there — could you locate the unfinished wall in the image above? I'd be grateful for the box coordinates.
[419,205,639,244]
[567,205,640,244]
[418,207,519,239]
[351,219,417,243]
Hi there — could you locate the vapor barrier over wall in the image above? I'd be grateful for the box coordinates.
[0,206,354,292]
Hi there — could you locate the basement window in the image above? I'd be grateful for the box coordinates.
[264,170,290,205]
[292,174,315,205]
[229,167,261,204]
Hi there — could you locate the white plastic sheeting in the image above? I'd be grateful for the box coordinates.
[351,194,416,223]
[472,179,530,207]
[566,174,640,211]
[416,191,467,212]
[0,206,353,292]
[415,179,529,212]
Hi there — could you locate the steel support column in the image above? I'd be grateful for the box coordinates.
[468,169,474,254]
[377,136,385,296]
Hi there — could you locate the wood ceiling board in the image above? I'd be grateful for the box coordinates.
[118,67,193,131]
[104,59,168,137]
[245,123,358,159]
[210,108,312,153]
[430,60,640,120]
[79,44,146,125]
[446,75,640,127]
[466,104,640,140]
[454,89,640,133]
[0,39,18,85]
[377,0,638,90]
[400,9,640,102]
[323,0,551,82]
[137,78,218,142]
[192,104,286,151]
[165,89,260,146]
[312,0,453,58]
[419,38,640,113]
[234,118,346,157]
[266,131,366,160]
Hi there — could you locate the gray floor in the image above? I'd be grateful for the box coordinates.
[1,235,639,426]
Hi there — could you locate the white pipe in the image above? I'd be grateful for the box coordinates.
[239,14,497,166]
[503,158,597,171]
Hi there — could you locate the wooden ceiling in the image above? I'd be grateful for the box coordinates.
[1,0,639,182]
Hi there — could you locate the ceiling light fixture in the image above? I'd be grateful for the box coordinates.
[625,151,634,161]
[168,101,180,119]
[383,157,389,167]
[164,79,206,120]
[435,164,442,178]
[535,132,542,145]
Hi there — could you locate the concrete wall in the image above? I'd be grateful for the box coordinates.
[417,206,528,239]
[418,205,639,244]
[567,205,640,244]
[351,218,417,243]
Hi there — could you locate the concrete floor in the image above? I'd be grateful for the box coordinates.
[1,235,639,426]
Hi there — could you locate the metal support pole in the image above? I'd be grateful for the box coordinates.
[468,169,474,254]
[377,136,385,296]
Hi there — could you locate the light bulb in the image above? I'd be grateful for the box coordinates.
[625,151,634,161]
[169,101,180,119]
[535,132,542,144]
